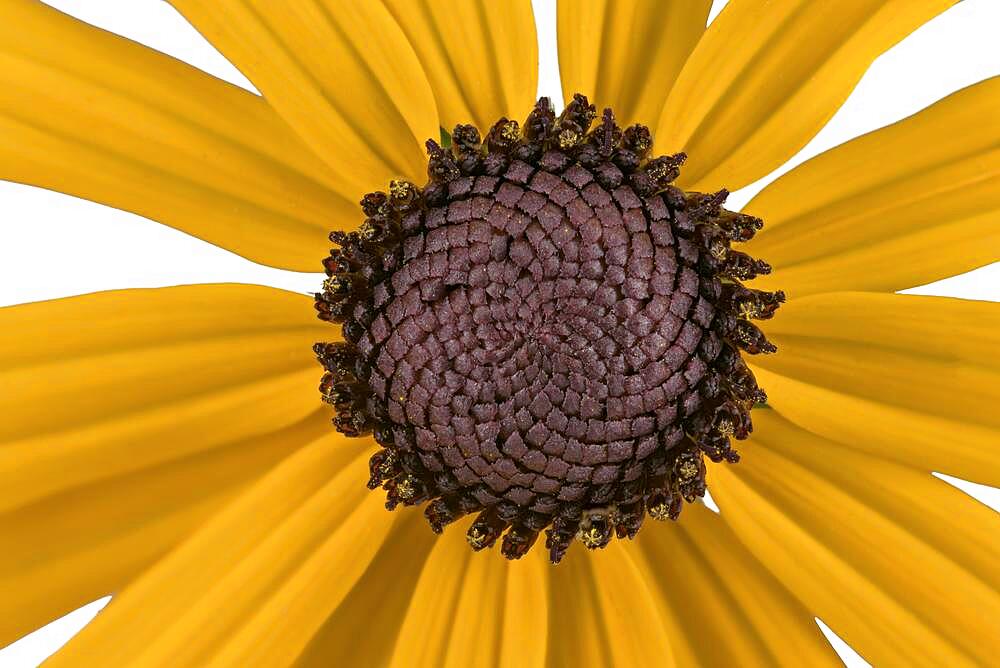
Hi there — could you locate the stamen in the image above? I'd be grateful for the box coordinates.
[314,95,781,562]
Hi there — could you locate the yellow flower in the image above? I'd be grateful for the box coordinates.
[1,0,999,666]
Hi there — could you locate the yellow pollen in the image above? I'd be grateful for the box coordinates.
[396,476,417,500]
[578,526,604,548]
[467,527,488,548]
[558,128,579,149]
[501,121,520,142]
[647,502,670,521]
[359,220,379,240]
[378,454,396,478]
[647,163,667,180]
[678,460,699,480]
[739,301,759,318]
[389,179,411,199]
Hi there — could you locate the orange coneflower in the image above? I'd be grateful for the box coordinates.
[1,1,998,666]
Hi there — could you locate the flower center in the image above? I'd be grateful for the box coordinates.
[314,95,782,563]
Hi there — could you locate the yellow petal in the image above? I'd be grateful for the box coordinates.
[635,504,843,666]
[382,0,538,132]
[546,552,615,667]
[0,1,352,271]
[546,543,677,667]
[193,486,391,667]
[387,523,474,667]
[409,539,550,668]
[582,544,677,667]
[170,0,439,194]
[0,411,327,648]
[745,77,1000,296]
[49,438,380,666]
[659,0,956,192]
[557,0,712,127]
[755,291,1000,486]
[0,283,329,647]
[0,284,327,515]
[712,411,1000,666]
[441,544,510,668]
[307,519,547,668]
[293,514,438,667]
[499,549,549,668]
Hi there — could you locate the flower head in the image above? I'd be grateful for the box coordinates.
[1,1,998,666]
[314,96,784,561]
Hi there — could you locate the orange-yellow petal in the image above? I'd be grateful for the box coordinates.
[292,514,437,667]
[755,291,1000,486]
[386,523,474,667]
[659,0,956,192]
[546,552,615,667]
[635,504,843,666]
[499,549,549,668]
[382,0,538,133]
[0,283,329,648]
[0,0,351,271]
[579,544,677,667]
[49,438,380,666]
[546,542,677,667]
[440,543,510,667]
[745,77,1000,296]
[557,0,712,127]
[0,284,326,515]
[0,412,327,649]
[169,0,439,195]
[712,411,1000,666]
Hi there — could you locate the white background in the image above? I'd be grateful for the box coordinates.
[2,0,998,665]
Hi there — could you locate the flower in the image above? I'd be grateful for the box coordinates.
[1,0,998,666]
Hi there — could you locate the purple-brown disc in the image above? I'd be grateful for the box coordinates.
[314,95,782,563]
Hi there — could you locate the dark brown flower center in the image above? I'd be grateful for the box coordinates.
[314,95,782,563]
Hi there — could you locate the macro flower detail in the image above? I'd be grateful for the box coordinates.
[2,0,1000,666]
[314,95,783,561]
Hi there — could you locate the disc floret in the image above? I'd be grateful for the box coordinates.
[314,94,782,562]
